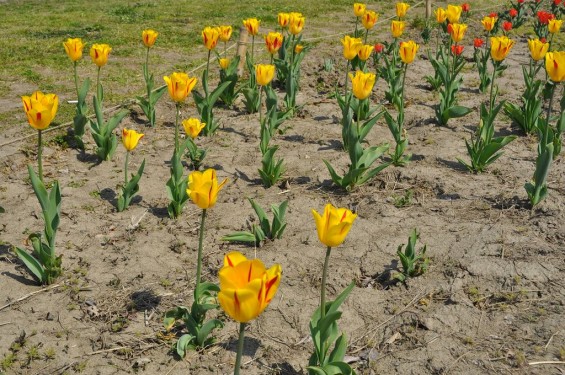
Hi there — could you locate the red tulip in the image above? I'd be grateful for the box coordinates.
[462,3,470,12]
[509,8,518,18]
[474,38,484,48]
[374,43,384,53]
[451,44,464,55]
[503,21,513,32]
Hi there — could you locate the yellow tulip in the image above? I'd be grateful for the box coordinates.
[142,29,158,48]
[182,118,206,139]
[545,51,565,82]
[349,70,376,100]
[218,251,282,323]
[186,168,228,210]
[399,40,420,64]
[265,32,283,54]
[341,35,363,60]
[312,203,357,247]
[357,44,373,61]
[490,36,514,62]
[289,12,305,35]
[163,72,198,102]
[63,38,85,62]
[122,129,144,151]
[450,23,467,43]
[21,91,59,131]
[219,58,230,70]
[549,19,563,34]
[90,43,112,67]
[396,2,410,18]
[528,39,549,61]
[278,12,290,28]
[362,10,379,30]
[218,25,233,42]
[391,20,405,38]
[202,26,220,50]
[435,8,447,23]
[295,44,304,54]
[446,4,462,24]
[255,64,275,86]
[243,18,260,36]
[481,16,497,32]
[353,3,366,17]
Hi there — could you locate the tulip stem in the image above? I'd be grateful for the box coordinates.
[251,35,255,65]
[37,130,43,183]
[489,62,497,112]
[364,29,368,45]
[357,101,362,136]
[259,87,263,128]
[145,47,150,81]
[320,246,332,320]
[195,209,207,294]
[124,151,129,185]
[206,49,211,82]
[234,322,246,375]
[96,67,102,103]
[401,63,408,110]
[175,103,180,153]
[544,83,556,154]
[73,61,79,103]
[344,60,350,103]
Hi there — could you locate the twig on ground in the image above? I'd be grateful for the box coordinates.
[529,361,565,366]
[0,283,61,311]
[545,331,560,349]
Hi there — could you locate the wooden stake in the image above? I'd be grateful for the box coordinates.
[426,0,432,18]
[236,26,249,77]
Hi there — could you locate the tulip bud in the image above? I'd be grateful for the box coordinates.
[90,43,112,67]
[142,29,158,48]
[122,129,144,151]
[63,38,85,62]
[182,118,206,139]
[22,91,59,131]
[312,204,357,248]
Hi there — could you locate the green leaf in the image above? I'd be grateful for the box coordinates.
[221,231,257,243]
[196,319,223,346]
[176,334,195,358]
[446,105,472,119]
[328,333,348,363]
[15,247,45,284]
[248,198,270,235]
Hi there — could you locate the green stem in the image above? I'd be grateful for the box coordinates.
[357,100,362,136]
[175,103,180,153]
[73,61,79,102]
[145,47,150,80]
[544,83,556,153]
[37,130,43,183]
[234,322,246,375]
[364,29,368,44]
[489,62,497,112]
[401,63,408,111]
[206,49,211,79]
[354,18,359,37]
[344,60,350,103]
[259,86,263,127]
[195,209,207,292]
[320,246,332,320]
[251,35,255,64]
[96,67,102,102]
[124,151,129,185]
[224,41,227,57]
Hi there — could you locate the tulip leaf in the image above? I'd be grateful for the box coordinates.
[446,105,472,119]
[176,334,196,358]
[328,333,348,363]
[0,206,4,213]
[196,319,223,346]
[15,247,46,284]
[306,366,328,375]
[323,362,356,375]
[222,231,257,244]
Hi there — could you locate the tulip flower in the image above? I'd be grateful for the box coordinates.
[122,128,144,151]
[349,70,376,100]
[362,10,378,30]
[312,203,357,248]
[502,21,513,32]
[374,43,384,53]
[341,35,363,60]
[357,44,373,61]
[187,168,228,210]
[218,251,281,375]
[391,20,405,38]
[435,8,447,23]
[528,38,549,61]
[474,38,485,48]
[353,3,366,17]
[265,32,283,55]
[255,64,275,86]
[289,12,305,35]
[545,51,565,82]
[219,58,230,70]
[163,72,198,150]
[243,18,260,36]
[295,44,304,54]
[461,3,470,12]
[90,43,112,67]
[489,12,498,18]
[22,91,59,182]
[399,40,419,64]
[63,38,85,62]
[278,12,290,28]
[396,2,410,18]
[218,251,282,323]
[537,11,555,25]
[446,4,462,23]
[509,8,518,18]
[549,19,563,34]
[481,16,497,32]
[142,29,158,48]
[451,45,464,56]
[163,72,198,103]
[218,25,232,42]
[490,36,514,62]
[182,118,206,139]
[450,23,467,43]
[202,26,220,50]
